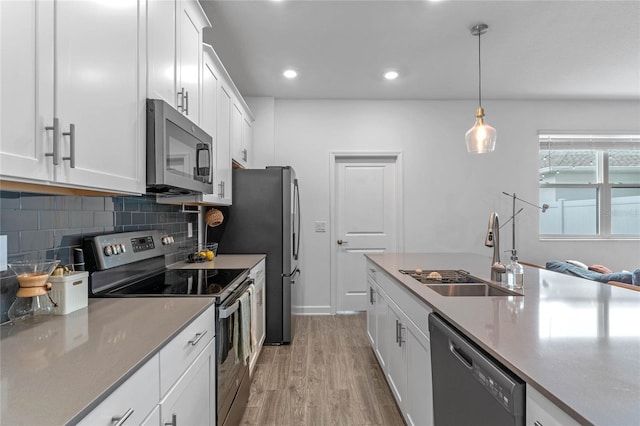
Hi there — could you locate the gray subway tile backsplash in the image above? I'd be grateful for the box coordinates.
[0,191,199,324]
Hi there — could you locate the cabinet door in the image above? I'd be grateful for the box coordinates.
[78,354,160,426]
[177,0,205,123]
[386,303,406,408]
[241,115,252,167]
[201,48,219,199]
[374,286,389,369]
[0,0,54,182]
[366,280,377,347]
[216,82,233,202]
[55,0,145,194]
[231,102,243,166]
[405,323,434,426]
[147,0,176,106]
[160,339,214,426]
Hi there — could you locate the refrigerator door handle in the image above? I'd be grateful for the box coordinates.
[282,266,300,279]
[293,179,300,260]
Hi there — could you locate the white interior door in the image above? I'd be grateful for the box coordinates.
[334,155,400,312]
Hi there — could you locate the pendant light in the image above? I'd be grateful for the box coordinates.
[465,23,496,154]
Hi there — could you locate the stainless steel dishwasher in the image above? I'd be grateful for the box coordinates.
[429,313,525,426]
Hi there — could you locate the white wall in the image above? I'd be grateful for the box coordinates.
[249,98,640,313]
[245,97,275,168]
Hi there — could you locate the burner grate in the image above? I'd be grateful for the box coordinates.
[399,269,478,284]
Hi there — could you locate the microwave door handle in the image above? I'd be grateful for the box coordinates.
[195,143,211,180]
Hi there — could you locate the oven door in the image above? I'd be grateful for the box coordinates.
[216,279,252,426]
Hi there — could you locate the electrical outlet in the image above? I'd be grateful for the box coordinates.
[315,221,327,233]
[188,223,193,238]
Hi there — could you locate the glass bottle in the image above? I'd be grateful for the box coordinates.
[504,251,524,290]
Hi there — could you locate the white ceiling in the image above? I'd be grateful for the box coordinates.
[200,0,640,101]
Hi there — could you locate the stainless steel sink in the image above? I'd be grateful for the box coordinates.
[399,269,522,297]
[425,284,516,297]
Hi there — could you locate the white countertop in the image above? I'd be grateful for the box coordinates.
[366,252,640,426]
[0,298,213,425]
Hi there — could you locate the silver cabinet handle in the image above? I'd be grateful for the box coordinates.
[45,117,60,165]
[398,323,405,347]
[242,148,247,162]
[111,408,134,426]
[188,330,207,346]
[177,88,186,113]
[62,123,75,168]
[184,91,189,115]
[164,413,177,426]
[395,319,400,343]
[533,422,543,426]
[218,181,225,198]
[337,240,349,245]
[369,287,375,305]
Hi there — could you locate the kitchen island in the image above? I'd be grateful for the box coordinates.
[366,253,640,426]
[0,297,214,425]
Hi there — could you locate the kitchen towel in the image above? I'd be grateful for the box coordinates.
[235,290,252,365]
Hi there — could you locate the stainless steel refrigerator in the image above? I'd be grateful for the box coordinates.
[214,166,300,345]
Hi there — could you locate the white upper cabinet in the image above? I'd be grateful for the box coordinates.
[148,0,209,125]
[177,0,208,123]
[200,45,232,205]
[231,98,254,169]
[147,0,176,106]
[0,1,54,182]
[54,0,145,193]
[0,0,145,194]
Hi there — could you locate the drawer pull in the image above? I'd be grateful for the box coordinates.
[534,422,543,426]
[188,330,207,346]
[111,408,134,426]
[164,413,177,426]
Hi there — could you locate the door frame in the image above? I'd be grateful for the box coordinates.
[329,151,404,314]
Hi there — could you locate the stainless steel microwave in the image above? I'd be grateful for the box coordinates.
[146,99,213,195]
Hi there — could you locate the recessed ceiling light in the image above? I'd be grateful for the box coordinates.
[384,71,399,80]
[283,69,297,79]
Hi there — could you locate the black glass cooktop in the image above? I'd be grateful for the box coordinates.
[100,268,247,298]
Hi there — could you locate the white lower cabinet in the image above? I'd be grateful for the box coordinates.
[160,339,215,426]
[365,261,434,426]
[249,259,266,375]
[78,304,216,426]
[78,354,160,426]
[526,384,580,426]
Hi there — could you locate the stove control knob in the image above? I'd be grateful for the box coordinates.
[119,244,126,253]
[169,236,174,243]
[161,236,168,245]
[104,245,114,256]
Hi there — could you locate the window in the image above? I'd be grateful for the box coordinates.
[539,133,640,238]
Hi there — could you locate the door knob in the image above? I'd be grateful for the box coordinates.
[337,240,349,245]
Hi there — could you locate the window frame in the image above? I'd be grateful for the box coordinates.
[539,132,640,240]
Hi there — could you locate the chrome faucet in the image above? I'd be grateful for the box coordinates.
[485,212,506,282]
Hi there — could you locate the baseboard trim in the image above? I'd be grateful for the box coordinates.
[293,305,332,315]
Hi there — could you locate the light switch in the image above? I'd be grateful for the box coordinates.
[315,221,327,233]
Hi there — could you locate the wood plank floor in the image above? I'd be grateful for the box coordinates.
[240,314,404,426]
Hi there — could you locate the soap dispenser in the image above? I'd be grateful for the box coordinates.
[504,250,524,289]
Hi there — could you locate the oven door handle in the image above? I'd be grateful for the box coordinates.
[218,279,253,319]
[219,300,240,319]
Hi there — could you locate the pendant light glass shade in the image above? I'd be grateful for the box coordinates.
[465,107,496,153]
[466,24,496,154]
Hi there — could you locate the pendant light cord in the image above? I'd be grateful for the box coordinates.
[478,30,482,108]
